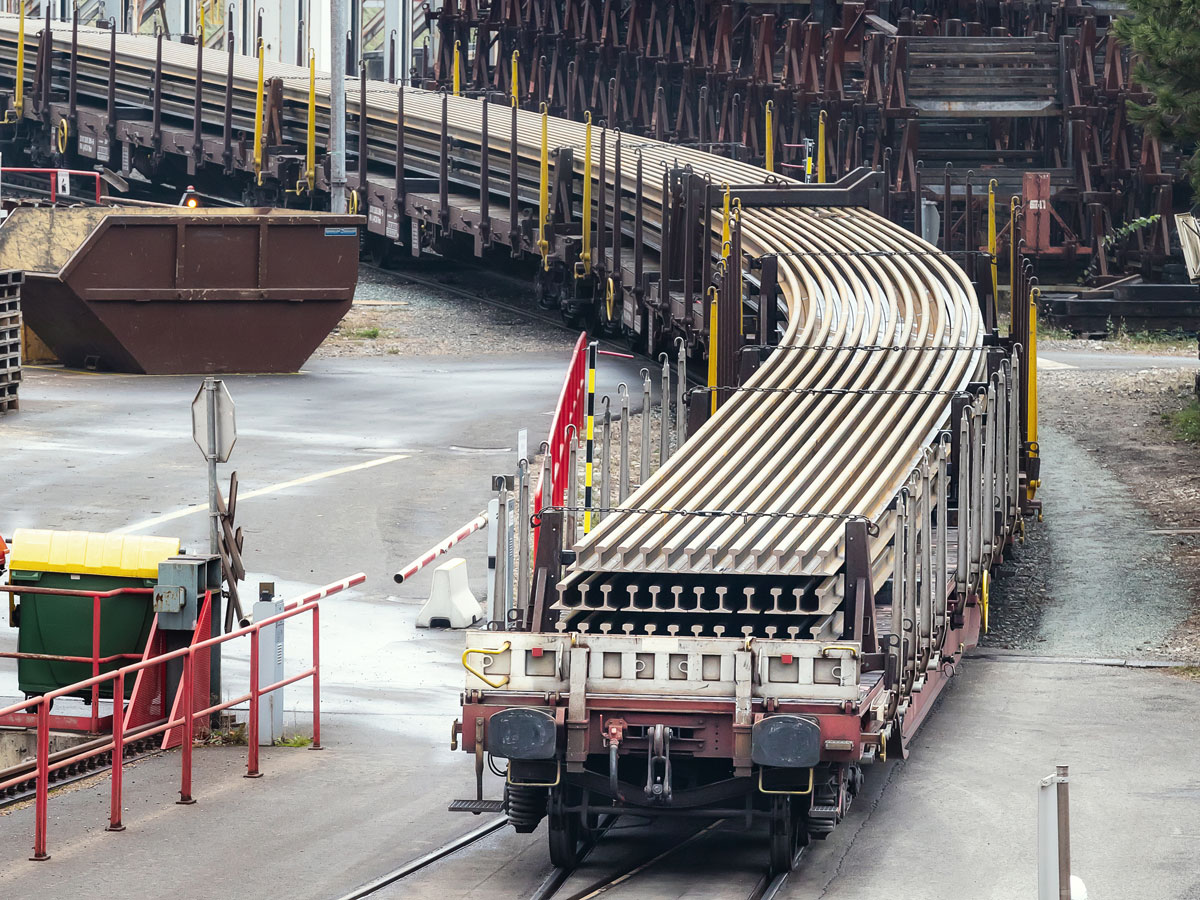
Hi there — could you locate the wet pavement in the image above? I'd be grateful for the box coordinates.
[2,339,1199,898]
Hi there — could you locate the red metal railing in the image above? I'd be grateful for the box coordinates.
[2,167,104,204]
[0,584,153,734]
[531,332,588,560]
[0,572,366,861]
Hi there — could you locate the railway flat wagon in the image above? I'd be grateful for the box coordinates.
[0,12,1040,871]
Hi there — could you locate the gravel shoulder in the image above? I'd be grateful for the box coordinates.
[986,359,1200,661]
[316,263,575,358]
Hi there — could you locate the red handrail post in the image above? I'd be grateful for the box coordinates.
[245,630,262,778]
[30,700,50,860]
[311,605,322,750]
[49,175,56,203]
[107,670,126,831]
[178,651,196,804]
[90,593,101,733]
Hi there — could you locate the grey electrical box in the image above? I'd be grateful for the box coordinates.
[155,555,222,631]
[254,594,286,746]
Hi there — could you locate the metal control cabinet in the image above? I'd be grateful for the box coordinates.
[253,595,285,745]
[154,556,222,631]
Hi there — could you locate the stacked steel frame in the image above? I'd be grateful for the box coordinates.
[422,0,1177,277]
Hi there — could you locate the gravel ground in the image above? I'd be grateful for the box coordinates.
[985,363,1200,660]
[316,263,575,358]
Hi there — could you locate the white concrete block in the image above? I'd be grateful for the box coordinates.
[416,557,483,629]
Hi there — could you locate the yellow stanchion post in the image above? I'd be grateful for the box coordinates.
[580,111,593,275]
[764,101,774,173]
[1028,287,1039,448]
[305,50,316,193]
[511,51,520,107]
[453,41,462,97]
[708,286,719,416]
[538,103,550,269]
[13,2,24,120]
[817,110,827,184]
[254,37,264,185]
[988,179,999,318]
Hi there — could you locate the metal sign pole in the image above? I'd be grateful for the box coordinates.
[330,0,348,213]
[205,376,219,554]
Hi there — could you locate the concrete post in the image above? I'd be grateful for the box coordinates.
[330,0,348,213]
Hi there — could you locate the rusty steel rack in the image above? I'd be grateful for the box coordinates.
[0,268,22,413]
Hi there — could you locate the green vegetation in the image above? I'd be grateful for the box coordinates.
[1115,1,1200,196]
[351,326,381,340]
[1173,665,1200,681]
[1164,400,1200,442]
[274,733,314,748]
[201,725,248,746]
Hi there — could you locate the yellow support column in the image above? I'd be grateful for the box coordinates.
[511,51,520,106]
[254,37,264,185]
[580,112,593,275]
[305,50,316,193]
[816,110,827,184]
[988,179,999,317]
[13,2,24,120]
[708,287,719,416]
[1028,287,1039,448]
[764,101,774,173]
[453,41,462,97]
[538,103,550,269]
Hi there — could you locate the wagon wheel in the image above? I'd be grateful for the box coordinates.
[547,786,581,868]
[767,796,806,873]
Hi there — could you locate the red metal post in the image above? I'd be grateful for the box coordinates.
[245,631,262,778]
[107,670,126,831]
[311,605,322,750]
[178,651,195,804]
[49,175,56,203]
[90,593,101,733]
[31,700,50,860]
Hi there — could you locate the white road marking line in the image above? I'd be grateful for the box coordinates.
[116,454,410,534]
[1038,358,1076,370]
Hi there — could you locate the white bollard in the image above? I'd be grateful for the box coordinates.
[416,558,483,629]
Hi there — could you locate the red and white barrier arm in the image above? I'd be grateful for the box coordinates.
[283,572,368,611]
[393,511,489,584]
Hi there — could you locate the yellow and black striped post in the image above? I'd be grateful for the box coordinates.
[584,341,598,533]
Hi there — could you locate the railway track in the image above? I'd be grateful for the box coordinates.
[0,723,164,810]
[335,815,793,900]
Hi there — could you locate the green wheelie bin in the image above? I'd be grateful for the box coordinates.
[8,529,181,700]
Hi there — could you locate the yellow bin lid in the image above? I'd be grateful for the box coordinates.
[9,529,181,580]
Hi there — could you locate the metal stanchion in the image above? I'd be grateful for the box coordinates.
[640,368,651,483]
[659,353,670,464]
[675,340,687,445]
[599,398,611,525]
[618,383,631,501]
